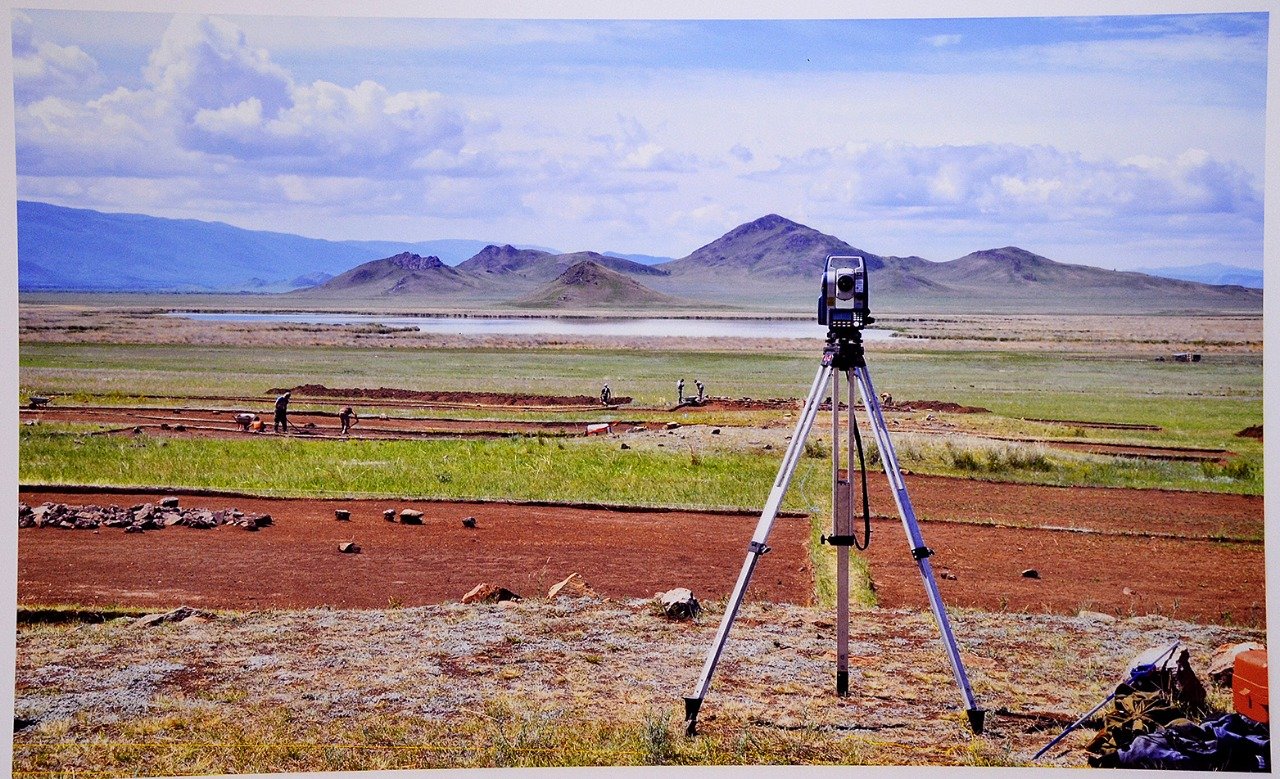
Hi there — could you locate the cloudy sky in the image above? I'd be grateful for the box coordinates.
[9,6,1270,269]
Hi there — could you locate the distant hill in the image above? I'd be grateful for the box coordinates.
[458,245,669,284]
[294,252,478,297]
[16,200,497,292]
[16,200,1263,313]
[513,261,684,309]
[1133,262,1263,289]
[925,246,1262,309]
[456,244,555,276]
[655,214,938,295]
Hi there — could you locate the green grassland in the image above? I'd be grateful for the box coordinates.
[20,341,1262,419]
[18,430,831,512]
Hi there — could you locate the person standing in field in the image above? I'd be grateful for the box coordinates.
[677,378,685,404]
[338,405,359,435]
[600,383,611,406]
[695,379,705,403]
[274,391,291,433]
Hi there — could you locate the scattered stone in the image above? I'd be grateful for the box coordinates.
[939,570,958,581]
[132,605,213,628]
[1123,587,1134,596]
[18,500,273,534]
[338,541,361,554]
[132,426,143,434]
[1207,641,1266,686]
[1078,610,1117,623]
[461,516,477,528]
[665,422,681,430]
[399,509,424,525]
[383,509,396,522]
[620,443,630,450]
[659,588,701,620]
[548,573,597,599]
[335,509,351,522]
[462,582,521,604]
[711,428,721,435]
[1021,569,1040,579]
[173,424,186,432]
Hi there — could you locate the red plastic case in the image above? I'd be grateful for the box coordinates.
[1233,648,1269,724]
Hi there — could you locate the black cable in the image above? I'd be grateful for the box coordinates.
[851,406,872,550]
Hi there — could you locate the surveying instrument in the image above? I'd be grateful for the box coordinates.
[682,256,985,736]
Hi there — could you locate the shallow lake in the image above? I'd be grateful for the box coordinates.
[168,312,896,340]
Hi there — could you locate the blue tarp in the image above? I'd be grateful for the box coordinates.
[1115,713,1270,772]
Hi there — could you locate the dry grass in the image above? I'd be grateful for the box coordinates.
[14,598,1262,774]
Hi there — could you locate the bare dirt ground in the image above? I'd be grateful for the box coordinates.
[21,404,643,439]
[22,394,1240,464]
[18,489,812,610]
[18,477,1263,626]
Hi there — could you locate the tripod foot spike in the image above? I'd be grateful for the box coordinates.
[683,697,702,737]
[966,708,986,735]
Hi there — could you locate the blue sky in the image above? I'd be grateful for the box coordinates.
[10,7,1270,270]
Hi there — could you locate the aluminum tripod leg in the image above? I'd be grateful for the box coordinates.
[683,361,835,734]
[851,364,985,734]
[832,370,854,696]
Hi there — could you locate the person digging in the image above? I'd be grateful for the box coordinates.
[274,391,291,433]
[338,405,359,435]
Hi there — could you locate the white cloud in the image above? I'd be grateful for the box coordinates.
[15,14,488,179]
[12,11,100,104]
[765,142,1262,225]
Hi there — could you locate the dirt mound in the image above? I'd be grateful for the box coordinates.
[271,384,630,407]
[1236,425,1262,439]
[893,399,990,414]
[684,397,800,411]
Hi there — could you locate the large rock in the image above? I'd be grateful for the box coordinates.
[132,606,214,628]
[1207,642,1266,686]
[548,573,597,599]
[399,509,425,525]
[462,583,521,604]
[659,588,701,620]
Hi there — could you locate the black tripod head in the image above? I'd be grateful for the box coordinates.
[823,328,867,371]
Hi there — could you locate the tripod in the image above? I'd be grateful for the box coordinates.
[682,328,985,736]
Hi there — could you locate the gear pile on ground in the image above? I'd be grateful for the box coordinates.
[18,501,272,533]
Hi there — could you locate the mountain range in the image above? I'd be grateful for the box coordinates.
[16,200,1263,313]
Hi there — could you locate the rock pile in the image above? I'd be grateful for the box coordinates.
[18,501,272,533]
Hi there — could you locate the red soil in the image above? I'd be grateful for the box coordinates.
[21,406,647,440]
[17,490,811,611]
[17,472,1264,626]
